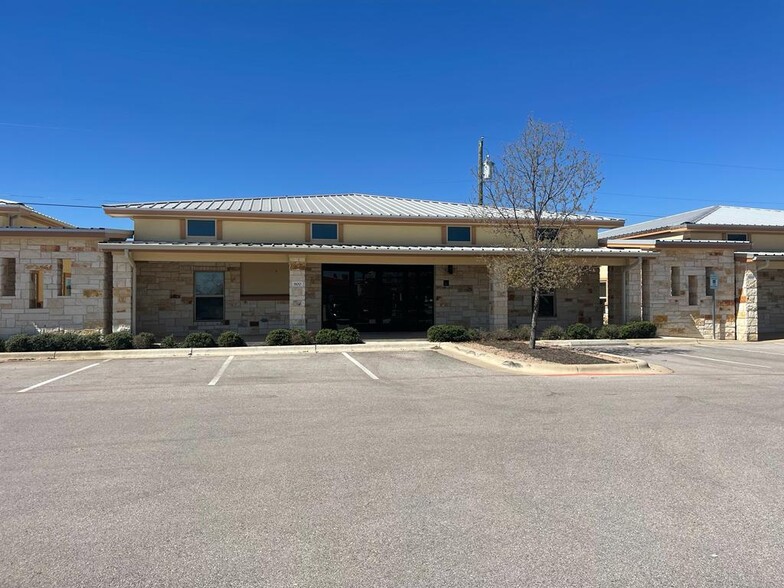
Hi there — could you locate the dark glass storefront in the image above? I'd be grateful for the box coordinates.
[322,264,434,331]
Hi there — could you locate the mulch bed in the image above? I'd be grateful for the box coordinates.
[473,340,617,365]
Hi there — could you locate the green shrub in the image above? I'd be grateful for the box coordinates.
[427,324,471,342]
[565,323,595,340]
[182,332,216,348]
[541,325,566,340]
[315,328,341,345]
[104,331,134,350]
[266,329,292,346]
[5,334,31,352]
[58,332,84,351]
[289,328,314,345]
[29,332,65,352]
[337,327,362,344]
[596,324,622,339]
[620,320,657,339]
[133,332,157,349]
[467,328,482,341]
[217,330,246,347]
[0,339,4,352]
[160,335,178,348]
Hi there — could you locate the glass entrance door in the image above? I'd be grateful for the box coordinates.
[322,264,434,331]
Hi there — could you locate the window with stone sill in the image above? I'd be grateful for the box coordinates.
[0,258,15,296]
[194,271,224,321]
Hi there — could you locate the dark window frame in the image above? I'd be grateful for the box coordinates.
[447,226,472,243]
[725,232,748,242]
[534,290,556,317]
[193,270,225,321]
[186,219,217,238]
[311,222,339,241]
[536,227,559,242]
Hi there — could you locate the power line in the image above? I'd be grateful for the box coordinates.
[600,152,784,173]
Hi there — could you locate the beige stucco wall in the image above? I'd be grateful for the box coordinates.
[134,218,181,241]
[748,233,784,251]
[0,236,110,336]
[240,262,288,295]
[222,220,306,243]
[474,225,599,247]
[343,223,442,246]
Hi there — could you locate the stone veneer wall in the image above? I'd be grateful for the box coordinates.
[735,260,757,341]
[508,267,603,328]
[134,260,322,337]
[0,236,109,337]
[434,264,490,329]
[646,248,736,339]
[305,263,322,331]
[756,268,784,335]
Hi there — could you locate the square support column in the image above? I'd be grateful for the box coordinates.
[111,252,133,332]
[738,263,758,341]
[489,264,509,331]
[288,256,307,330]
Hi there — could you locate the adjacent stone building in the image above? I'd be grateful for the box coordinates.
[601,205,784,341]
[0,200,132,337]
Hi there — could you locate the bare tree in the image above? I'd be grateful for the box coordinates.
[478,117,603,348]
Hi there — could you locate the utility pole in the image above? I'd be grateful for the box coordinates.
[478,137,484,205]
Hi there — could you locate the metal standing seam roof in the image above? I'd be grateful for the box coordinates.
[0,199,76,228]
[600,205,784,240]
[103,193,622,224]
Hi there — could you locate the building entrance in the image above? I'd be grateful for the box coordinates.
[321,264,434,332]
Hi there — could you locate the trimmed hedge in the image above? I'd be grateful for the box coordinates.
[160,335,178,348]
[596,324,622,339]
[133,332,157,349]
[565,323,595,340]
[427,324,471,342]
[266,329,292,346]
[182,332,216,348]
[104,331,134,350]
[619,320,657,339]
[290,328,314,345]
[315,328,340,345]
[541,325,566,340]
[337,327,362,344]
[217,330,246,347]
[5,334,31,352]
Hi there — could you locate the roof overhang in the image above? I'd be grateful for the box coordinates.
[1,227,132,239]
[98,240,656,258]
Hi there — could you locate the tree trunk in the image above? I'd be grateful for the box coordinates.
[530,286,540,349]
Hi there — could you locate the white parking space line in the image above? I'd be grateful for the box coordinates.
[706,346,784,357]
[342,352,379,380]
[208,356,235,386]
[16,361,107,393]
[683,355,771,369]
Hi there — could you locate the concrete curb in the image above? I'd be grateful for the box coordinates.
[0,340,437,362]
[435,343,663,376]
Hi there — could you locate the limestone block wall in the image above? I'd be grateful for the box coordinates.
[133,260,323,337]
[736,261,757,341]
[112,253,132,332]
[135,261,297,337]
[756,268,784,335]
[0,236,108,336]
[646,249,736,339]
[434,264,490,329]
[508,267,603,329]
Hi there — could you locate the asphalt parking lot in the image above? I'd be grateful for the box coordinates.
[2,344,784,587]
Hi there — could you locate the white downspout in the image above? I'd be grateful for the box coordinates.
[124,249,137,333]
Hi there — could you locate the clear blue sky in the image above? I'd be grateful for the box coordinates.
[1,1,783,230]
